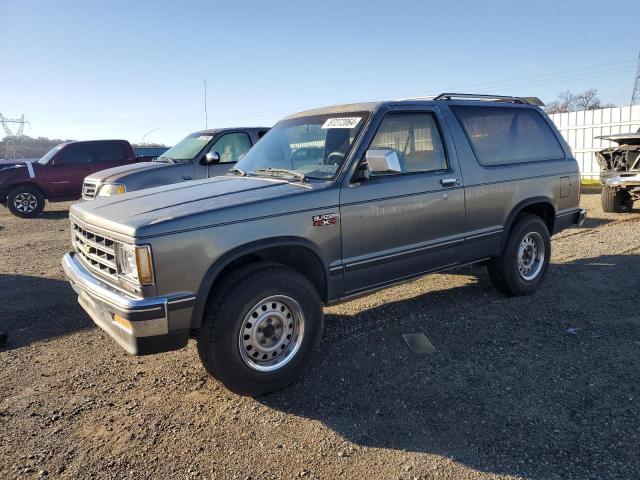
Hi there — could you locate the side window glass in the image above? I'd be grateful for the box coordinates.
[209,133,252,163]
[369,113,448,175]
[55,144,91,165]
[92,142,128,163]
[451,106,565,165]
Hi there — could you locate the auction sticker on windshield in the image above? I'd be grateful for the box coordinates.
[321,117,361,129]
[198,136,213,141]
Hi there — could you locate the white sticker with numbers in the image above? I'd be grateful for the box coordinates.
[321,117,362,129]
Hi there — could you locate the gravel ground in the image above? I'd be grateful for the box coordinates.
[1,192,639,480]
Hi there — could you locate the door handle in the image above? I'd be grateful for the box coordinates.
[440,178,458,187]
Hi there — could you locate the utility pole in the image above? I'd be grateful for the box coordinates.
[204,80,208,130]
[632,49,640,106]
[0,113,29,159]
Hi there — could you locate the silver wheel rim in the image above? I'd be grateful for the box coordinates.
[13,192,38,213]
[517,231,545,281]
[239,295,305,372]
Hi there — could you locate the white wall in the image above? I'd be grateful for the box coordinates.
[548,105,640,179]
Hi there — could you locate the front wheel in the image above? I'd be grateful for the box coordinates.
[7,186,45,218]
[487,215,551,296]
[197,263,323,396]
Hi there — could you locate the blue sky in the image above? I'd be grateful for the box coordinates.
[1,0,638,145]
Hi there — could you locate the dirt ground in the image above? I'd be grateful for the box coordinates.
[1,192,639,480]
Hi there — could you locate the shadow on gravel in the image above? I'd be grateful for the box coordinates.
[575,215,614,229]
[0,274,89,351]
[38,210,70,220]
[261,254,640,479]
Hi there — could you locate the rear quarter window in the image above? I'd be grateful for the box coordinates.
[451,106,565,166]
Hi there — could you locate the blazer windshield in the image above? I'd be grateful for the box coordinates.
[235,113,368,179]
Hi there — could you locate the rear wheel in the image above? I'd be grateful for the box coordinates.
[6,186,45,218]
[487,215,551,296]
[197,262,323,396]
[601,186,633,213]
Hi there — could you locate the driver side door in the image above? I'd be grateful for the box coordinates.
[45,143,94,199]
[340,109,466,294]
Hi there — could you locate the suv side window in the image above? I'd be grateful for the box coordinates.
[369,112,448,175]
[55,143,91,165]
[209,133,252,163]
[92,142,128,163]
[451,106,565,166]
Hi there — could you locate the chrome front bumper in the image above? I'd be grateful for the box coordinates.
[62,252,194,355]
[602,173,640,189]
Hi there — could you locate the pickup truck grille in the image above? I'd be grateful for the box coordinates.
[72,223,117,279]
[82,181,98,200]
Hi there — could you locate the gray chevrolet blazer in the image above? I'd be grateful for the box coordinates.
[62,93,586,396]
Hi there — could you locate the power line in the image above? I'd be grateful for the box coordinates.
[454,60,634,91]
[395,59,636,100]
[463,67,635,93]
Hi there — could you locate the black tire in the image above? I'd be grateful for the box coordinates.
[197,262,323,396]
[6,185,45,218]
[487,215,551,296]
[601,186,633,213]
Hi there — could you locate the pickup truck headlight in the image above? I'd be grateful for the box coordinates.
[97,183,126,197]
[115,243,154,285]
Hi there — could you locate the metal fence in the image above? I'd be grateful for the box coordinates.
[547,105,640,179]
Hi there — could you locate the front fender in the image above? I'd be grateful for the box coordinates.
[190,236,328,329]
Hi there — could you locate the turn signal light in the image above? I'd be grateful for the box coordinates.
[113,314,132,331]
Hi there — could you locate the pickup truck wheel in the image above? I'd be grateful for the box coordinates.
[487,215,551,296]
[7,186,45,218]
[601,186,633,213]
[197,263,323,396]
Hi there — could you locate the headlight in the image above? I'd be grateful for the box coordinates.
[97,183,126,197]
[115,243,154,285]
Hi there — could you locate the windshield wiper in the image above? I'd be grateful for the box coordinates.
[228,167,247,176]
[254,168,306,182]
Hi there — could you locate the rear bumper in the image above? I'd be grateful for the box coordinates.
[554,208,586,234]
[62,252,194,355]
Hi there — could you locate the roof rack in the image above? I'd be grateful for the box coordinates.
[433,93,544,107]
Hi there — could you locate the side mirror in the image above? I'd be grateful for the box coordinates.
[201,151,220,165]
[365,149,401,174]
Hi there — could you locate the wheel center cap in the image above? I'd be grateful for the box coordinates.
[263,323,276,338]
[254,315,285,352]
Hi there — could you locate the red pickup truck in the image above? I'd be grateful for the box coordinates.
[0,140,138,218]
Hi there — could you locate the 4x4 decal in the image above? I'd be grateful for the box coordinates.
[313,213,337,226]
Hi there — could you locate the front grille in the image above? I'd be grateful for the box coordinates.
[72,222,117,279]
[82,182,97,200]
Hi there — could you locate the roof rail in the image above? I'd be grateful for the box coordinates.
[434,93,544,107]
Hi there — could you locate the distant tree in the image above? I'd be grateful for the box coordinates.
[131,142,167,148]
[0,136,169,159]
[545,89,616,114]
[0,135,74,160]
[573,89,599,110]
